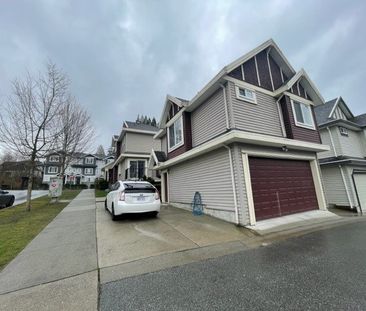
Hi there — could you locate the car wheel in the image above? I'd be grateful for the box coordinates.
[6,196,15,207]
[104,199,108,211]
[111,204,117,221]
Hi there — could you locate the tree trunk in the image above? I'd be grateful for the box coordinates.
[25,156,36,212]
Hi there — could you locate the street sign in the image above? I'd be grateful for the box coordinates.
[49,178,63,198]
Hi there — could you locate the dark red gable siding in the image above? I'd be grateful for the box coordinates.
[242,57,259,86]
[167,112,192,160]
[269,55,283,89]
[228,52,293,91]
[256,50,273,91]
[280,95,322,144]
[288,80,308,100]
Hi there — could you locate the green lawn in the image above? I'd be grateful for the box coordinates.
[95,189,108,198]
[0,190,81,271]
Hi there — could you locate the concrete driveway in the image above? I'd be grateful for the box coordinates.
[96,203,257,283]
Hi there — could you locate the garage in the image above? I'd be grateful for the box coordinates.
[353,172,366,211]
[249,157,318,221]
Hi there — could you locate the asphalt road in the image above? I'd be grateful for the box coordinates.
[100,221,366,311]
[7,190,48,206]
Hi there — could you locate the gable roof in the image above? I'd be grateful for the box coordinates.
[273,68,324,106]
[351,113,366,127]
[158,95,189,127]
[226,38,296,79]
[124,121,159,132]
[314,99,337,125]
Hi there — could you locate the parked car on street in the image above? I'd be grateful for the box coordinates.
[105,181,160,220]
[0,189,15,208]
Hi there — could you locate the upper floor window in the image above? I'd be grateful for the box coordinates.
[49,155,60,162]
[85,157,94,164]
[235,86,257,104]
[168,116,184,151]
[339,127,349,137]
[85,168,94,175]
[292,100,315,130]
[48,166,58,174]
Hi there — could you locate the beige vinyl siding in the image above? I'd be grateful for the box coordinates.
[161,135,167,154]
[318,129,336,159]
[168,147,235,212]
[337,129,365,158]
[321,166,350,207]
[191,88,227,147]
[228,81,283,137]
[125,132,156,154]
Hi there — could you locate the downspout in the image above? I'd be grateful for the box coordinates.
[223,145,239,225]
[351,172,363,215]
[339,165,353,209]
[220,84,230,130]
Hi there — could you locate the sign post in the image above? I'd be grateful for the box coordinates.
[49,177,63,201]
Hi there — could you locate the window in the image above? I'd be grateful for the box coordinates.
[84,168,94,175]
[168,116,184,151]
[339,127,349,136]
[48,166,58,174]
[292,100,315,129]
[127,160,146,179]
[85,157,94,164]
[49,155,59,162]
[235,86,257,104]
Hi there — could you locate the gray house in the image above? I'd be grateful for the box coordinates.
[110,121,161,183]
[314,97,366,213]
[151,39,329,226]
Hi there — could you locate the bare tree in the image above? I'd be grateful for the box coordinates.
[56,96,95,177]
[96,145,106,158]
[0,150,17,164]
[0,62,68,211]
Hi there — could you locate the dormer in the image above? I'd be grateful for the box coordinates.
[328,97,353,121]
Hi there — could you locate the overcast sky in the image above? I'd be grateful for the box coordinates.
[0,0,365,153]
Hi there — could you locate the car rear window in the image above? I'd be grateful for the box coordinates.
[123,183,155,193]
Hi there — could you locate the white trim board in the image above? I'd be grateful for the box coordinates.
[154,130,329,170]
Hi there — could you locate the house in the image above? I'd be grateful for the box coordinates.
[107,121,161,183]
[0,160,43,190]
[42,152,108,185]
[314,97,366,213]
[150,39,329,226]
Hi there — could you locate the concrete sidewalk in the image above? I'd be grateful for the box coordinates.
[0,189,98,311]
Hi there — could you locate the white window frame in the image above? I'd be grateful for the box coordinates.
[85,157,94,164]
[127,159,147,179]
[84,168,94,175]
[291,99,316,130]
[167,115,184,152]
[49,155,60,162]
[48,166,58,174]
[235,85,257,104]
[339,126,349,137]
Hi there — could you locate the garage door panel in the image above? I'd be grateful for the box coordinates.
[249,157,318,221]
[354,173,366,210]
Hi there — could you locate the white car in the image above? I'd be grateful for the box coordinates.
[105,181,160,220]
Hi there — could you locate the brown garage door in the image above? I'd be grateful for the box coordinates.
[249,157,318,221]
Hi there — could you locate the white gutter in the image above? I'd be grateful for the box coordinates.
[154,130,330,170]
[327,127,337,157]
[223,145,239,225]
[220,84,230,129]
[339,165,353,209]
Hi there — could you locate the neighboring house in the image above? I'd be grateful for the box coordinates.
[0,161,43,190]
[314,97,366,213]
[150,39,329,226]
[108,121,160,183]
[43,152,108,185]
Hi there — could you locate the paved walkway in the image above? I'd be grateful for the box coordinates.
[0,190,98,311]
